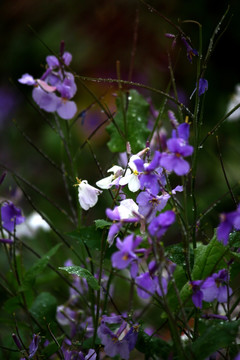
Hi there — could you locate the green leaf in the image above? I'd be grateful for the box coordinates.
[191,235,229,280]
[30,292,57,331]
[106,89,150,153]
[229,231,240,247]
[19,244,62,292]
[59,266,100,290]
[188,320,240,359]
[67,226,102,250]
[94,219,111,230]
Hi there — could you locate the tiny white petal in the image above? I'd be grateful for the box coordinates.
[96,175,114,189]
[128,174,141,192]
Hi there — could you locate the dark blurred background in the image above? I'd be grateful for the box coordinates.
[1,0,240,237]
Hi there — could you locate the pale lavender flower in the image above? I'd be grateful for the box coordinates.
[217,204,240,245]
[148,210,176,239]
[75,178,102,211]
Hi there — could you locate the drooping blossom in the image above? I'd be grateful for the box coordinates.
[97,315,138,360]
[96,165,124,189]
[74,178,102,211]
[190,277,216,309]
[181,36,198,63]
[217,204,240,245]
[190,78,209,99]
[1,201,25,232]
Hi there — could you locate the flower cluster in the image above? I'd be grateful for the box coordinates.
[18,42,77,120]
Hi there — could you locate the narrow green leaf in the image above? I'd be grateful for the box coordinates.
[59,266,100,290]
[106,89,150,153]
[19,244,62,291]
[192,235,229,280]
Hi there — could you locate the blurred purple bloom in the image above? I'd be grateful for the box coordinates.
[198,78,208,96]
[160,123,193,176]
[97,315,138,360]
[135,272,155,299]
[18,46,77,120]
[217,204,240,245]
[1,202,25,232]
[148,210,175,238]
[181,36,198,63]
[29,334,41,358]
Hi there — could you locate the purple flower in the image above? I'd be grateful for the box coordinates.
[97,316,138,360]
[18,45,78,120]
[181,36,198,63]
[190,269,232,308]
[134,151,163,195]
[160,123,193,176]
[148,210,175,238]
[198,78,208,96]
[136,185,182,223]
[1,202,25,232]
[111,234,142,270]
[29,334,41,358]
[190,277,216,308]
[106,199,139,245]
[135,272,156,299]
[217,204,240,245]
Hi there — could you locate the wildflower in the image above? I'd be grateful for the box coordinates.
[96,165,124,189]
[119,155,142,192]
[106,199,140,245]
[18,45,77,120]
[134,151,163,195]
[181,36,198,63]
[97,315,138,360]
[74,178,102,211]
[1,201,25,233]
[160,122,193,176]
[136,185,182,222]
[190,78,208,99]
[148,210,176,239]
[190,277,216,308]
[217,204,240,245]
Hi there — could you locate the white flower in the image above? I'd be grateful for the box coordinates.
[76,179,102,211]
[119,155,141,192]
[16,212,50,237]
[117,198,139,219]
[96,165,123,189]
[226,85,240,121]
